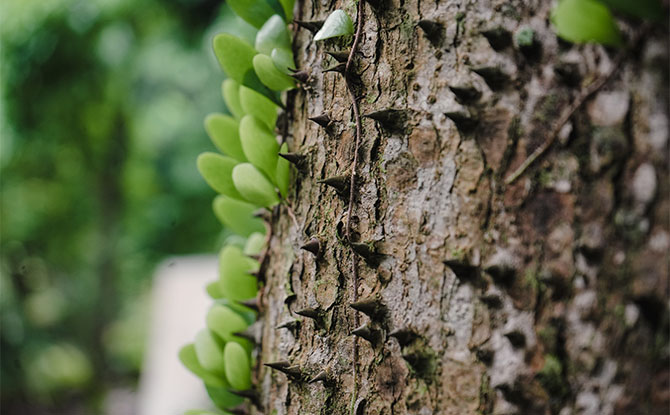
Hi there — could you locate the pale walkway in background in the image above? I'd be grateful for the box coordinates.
[136,255,217,415]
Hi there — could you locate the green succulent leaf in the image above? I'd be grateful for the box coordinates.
[255,15,291,56]
[243,232,266,256]
[601,0,663,20]
[252,53,296,91]
[206,280,225,299]
[204,114,247,162]
[239,115,280,181]
[551,0,622,46]
[194,329,225,375]
[222,80,245,121]
[205,384,244,411]
[276,142,290,198]
[279,0,294,21]
[212,34,280,105]
[178,344,226,388]
[239,86,278,131]
[226,0,276,28]
[232,163,281,208]
[218,245,259,301]
[313,9,354,41]
[270,47,295,74]
[206,304,250,344]
[212,195,265,237]
[223,342,252,391]
[197,153,244,200]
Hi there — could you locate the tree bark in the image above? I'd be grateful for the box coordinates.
[256,1,669,414]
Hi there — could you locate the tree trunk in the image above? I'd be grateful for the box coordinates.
[257,1,669,414]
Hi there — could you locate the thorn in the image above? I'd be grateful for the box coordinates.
[443,258,479,281]
[283,293,297,304]
[238,297,259,312]
[309,370,329,384]
[444,111,477,132]
[448,85,481,104]
[363,109,408,132]
[354,398,367,415]
[471,66,510,91]
[476,348,494,365]
[264,361,290,370]
[233,322,261,344]
[300,237,321,257]
[295,307,322,320]
[322,63,346,74]
[228,389,259,404]
[480,291,503,308]
[554,61,581,87]
[350,242,382,267]
[278,152,307,170]
[294,20,324,33]
[481,27,512,51]
[233,329,256,344]
[389,328,418,346]
[504,330,526,348]
[326,51,350,63]
[276,319,300,331]
[308,114,332,128]
[247,254,261,262]
[318,175,350,198]
[351,324,382,344]
[289,70,309,83]
[349,297,386,321]
[417,20,444,46]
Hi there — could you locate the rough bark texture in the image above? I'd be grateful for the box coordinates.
[256,1,669,414]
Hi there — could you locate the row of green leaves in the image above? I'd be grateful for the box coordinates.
[180,0,298,412]
[182,2,357,412]
[551,0,662,47]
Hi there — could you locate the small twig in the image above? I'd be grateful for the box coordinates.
[505,37,638,185]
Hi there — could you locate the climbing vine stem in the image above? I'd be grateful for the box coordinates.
[505,27,646,185]
[344,0,364,408]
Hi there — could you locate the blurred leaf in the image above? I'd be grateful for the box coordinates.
[243,232,265,256]
[551,0,622,46]
[276,142,290,198]
[197,153,244,200]
[600,0,663,20]
[255,15,291,56]
[238,86,278,130]
[226,0,276,29]
[212,195,265,237]
[212,33,280,105]
[232,163,280,208]
[217,245,259,301]
[223,342,251,390]
[179,344,227,388]
[313,10,354,41]
[194,329,226,375]
[221,79,245,121]
[204,114,247,162]
[252,53,295,91]
[239,115,280,182]
[206,303,250,343]
[205,384,244,411]
[270,47,294,74]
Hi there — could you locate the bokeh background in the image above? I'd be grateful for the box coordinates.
[0,0,255,413]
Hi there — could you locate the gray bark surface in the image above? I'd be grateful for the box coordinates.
[255,1,669,414]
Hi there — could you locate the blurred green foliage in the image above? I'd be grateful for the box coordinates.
[0,0,255,412]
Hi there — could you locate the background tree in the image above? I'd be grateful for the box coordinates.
[253,1,668,414]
